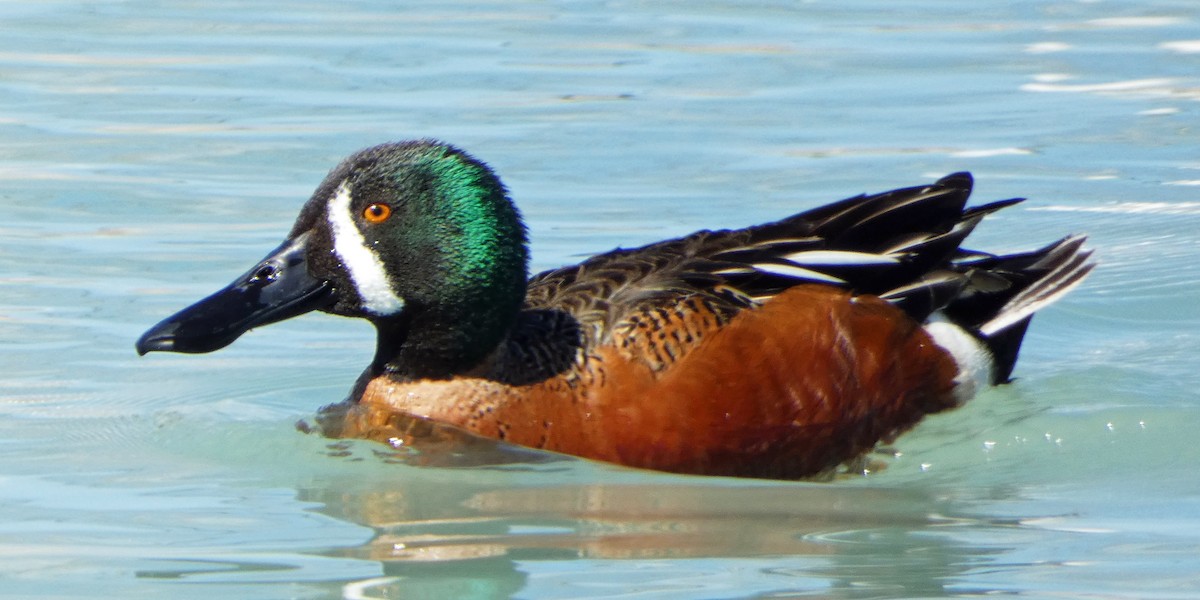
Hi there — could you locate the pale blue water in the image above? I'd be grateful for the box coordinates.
[2,1,1199,598]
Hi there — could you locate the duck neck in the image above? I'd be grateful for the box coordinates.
[369,292,521,382]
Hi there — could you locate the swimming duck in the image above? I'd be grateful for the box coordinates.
[137,140,1093,479]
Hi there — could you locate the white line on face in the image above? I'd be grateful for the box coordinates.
[327,182,406,316]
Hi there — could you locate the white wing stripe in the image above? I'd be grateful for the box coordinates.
[782,250,900,265]
[751,263,847,284]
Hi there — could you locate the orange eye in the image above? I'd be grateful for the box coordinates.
[362,203,392,223]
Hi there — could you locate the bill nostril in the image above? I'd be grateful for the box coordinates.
[252,265,277,283]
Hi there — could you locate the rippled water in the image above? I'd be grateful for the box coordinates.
[2,1,1199,598]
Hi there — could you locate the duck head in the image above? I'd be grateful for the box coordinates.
[137,141,530,379]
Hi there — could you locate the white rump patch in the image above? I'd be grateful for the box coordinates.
[327,182,406,316]
[923,314,994,404]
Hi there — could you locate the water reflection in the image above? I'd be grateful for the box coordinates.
[301,457,1002,598]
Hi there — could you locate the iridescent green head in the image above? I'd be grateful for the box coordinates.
[137,140,530,379]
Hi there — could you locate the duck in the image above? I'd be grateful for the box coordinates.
[136,140,1094,480]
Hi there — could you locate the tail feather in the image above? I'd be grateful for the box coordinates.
[981,316,1032,383]
[978,236,1094,337]
[941,235,1095,382]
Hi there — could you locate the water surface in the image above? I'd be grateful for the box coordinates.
[2,1,1199,598]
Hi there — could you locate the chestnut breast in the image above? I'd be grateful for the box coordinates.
[345,285,960,479]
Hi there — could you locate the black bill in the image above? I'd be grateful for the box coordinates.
[136,232,334,355]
